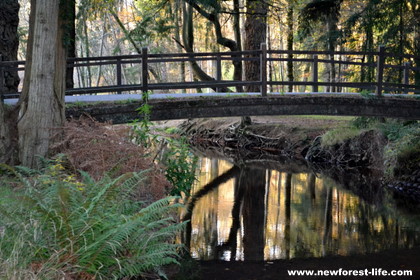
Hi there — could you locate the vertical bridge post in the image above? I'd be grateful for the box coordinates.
[216,53,222,92]
[312,55,318,93]
[116,57,122,94]
[260,43,267,96]
[403,62,411,94]
[376,45,385,97]
[142,47,148,93]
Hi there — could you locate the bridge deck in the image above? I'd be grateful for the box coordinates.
[54,92,420,123]
[4,91,417,105]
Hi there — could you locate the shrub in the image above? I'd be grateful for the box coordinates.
[0,162,185,279]
[162,138,198,197]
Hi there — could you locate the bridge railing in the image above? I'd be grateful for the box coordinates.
[1,46,420,100]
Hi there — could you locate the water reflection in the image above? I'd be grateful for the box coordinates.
[184,157,420,261]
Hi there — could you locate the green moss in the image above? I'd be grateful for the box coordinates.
[383,124,420,177]
[65,101,102,108]
[115,98,138,104]
[321,126,362,147]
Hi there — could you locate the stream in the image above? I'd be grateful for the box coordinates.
[183,156,420,262]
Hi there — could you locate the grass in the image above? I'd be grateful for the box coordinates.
[317,116,420,178]
[65,101,102,108]
[321,126,362,147]
[115,98,139,104]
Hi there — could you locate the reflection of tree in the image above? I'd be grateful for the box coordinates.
[183,165,240,252]
[187,160,420,261]
[308,173,316,203]
[210,159,219,179]
[322,187,333,256]
[285,173,292,259]
[223,170,246,260]
[242,167,266,261]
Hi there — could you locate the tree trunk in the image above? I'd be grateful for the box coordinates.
[242,0,268,125]
[174,0,186,83]
[244,0,268,92]
[62,0,76,89]
[18,0,66,168]
[0,102,10,161]
[18,0,36,109]
[0,0,20,94]
[287,0,294,92]
[233,0,243,92]
[327,18,336,92]
[413,3,420,87]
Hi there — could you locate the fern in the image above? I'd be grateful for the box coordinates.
[0,163,185,279]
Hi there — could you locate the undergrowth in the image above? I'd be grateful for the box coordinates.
[132,92,198,198]
[0,161,185,279]
[321,116,420,178]
[380,121,420,177]
[53,117,168,202]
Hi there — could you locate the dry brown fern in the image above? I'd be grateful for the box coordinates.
[52,117,169,201]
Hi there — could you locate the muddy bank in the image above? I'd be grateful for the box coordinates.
[180,116,349,161]
[179,117,383,167]
[179,117,420,204]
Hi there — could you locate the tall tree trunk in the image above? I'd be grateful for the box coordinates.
[174,0,186,83]
[0,102,9,162]
[233,0,243,92]
[412,3,420,87]
[244,0,268,92]
[0,0,20,164]
[182,2,214,83]
[63,0,76,89]
[243,0,268,126]
[19,0,36,109]
[0,0,20,94]
[287,0,294,92]
[327,17,337,92]
[18,0,66,168]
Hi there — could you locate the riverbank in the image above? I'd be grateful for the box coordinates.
[177,116,420,203]
[178,116,351,161]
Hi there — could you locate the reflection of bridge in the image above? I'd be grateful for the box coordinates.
[1,46,420,121]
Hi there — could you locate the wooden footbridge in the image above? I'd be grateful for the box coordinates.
[1,45,420,123]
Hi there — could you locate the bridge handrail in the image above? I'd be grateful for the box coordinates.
[1,46,420,100]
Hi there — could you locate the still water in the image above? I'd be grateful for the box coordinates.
[184,157,420,261]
